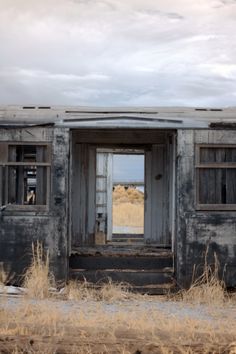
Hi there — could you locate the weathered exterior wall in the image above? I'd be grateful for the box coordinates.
[176,129,236,288]
[2,124,236,289]
[0,127,69,284]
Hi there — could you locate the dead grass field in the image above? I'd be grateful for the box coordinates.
[113,186,144,228]
[1,243,236,353]
[0,288,236,354]
[1,269,236,353]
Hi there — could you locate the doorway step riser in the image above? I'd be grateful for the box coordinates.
[69,251,175,294]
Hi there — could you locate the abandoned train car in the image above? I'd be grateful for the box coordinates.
[0,105,236,292]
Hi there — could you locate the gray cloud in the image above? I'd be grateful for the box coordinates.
[136,9,184,20]
[0,0,235,107]
[219,0,236,5]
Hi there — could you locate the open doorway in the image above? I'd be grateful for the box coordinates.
[112,153,144,243]
[95,149,145,245]
[71,131,175,249]
[70,130,175,288]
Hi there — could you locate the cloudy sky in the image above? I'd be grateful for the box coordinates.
[0,0,235,107]
[113,154,144,182]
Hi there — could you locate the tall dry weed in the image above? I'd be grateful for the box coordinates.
[23,242,55,299]
[99,279,131,302]
[0,267,8,286]
[176,245,227,306]
[0,263,14,285]
[65,280,96,301]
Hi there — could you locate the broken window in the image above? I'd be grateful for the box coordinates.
[0,144,51,208]
[196,145,236,210]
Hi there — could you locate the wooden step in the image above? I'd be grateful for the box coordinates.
[131,283,176,295]
[69,269,174,286]
[69,255,173,270]
[71,246,172,257]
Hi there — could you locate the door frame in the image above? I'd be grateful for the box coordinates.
[69,130,176,251]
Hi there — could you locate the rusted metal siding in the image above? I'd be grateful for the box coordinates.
[176,129,236,288]
[0,127,69,283]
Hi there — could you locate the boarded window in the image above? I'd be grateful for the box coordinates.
[0,144,50,208]
[196,145,236,210]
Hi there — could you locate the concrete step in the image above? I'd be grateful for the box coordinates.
[69,254,173,270]
[69,269,174,286]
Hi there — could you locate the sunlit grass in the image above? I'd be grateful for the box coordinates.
[1,242,235,353]
[0,293,236,353]
[23,242,55,299]
[113,185,144,228]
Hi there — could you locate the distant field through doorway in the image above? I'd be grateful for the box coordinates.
[112,153,144,241]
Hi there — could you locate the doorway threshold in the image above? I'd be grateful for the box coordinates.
[71,244,171,257]
[111,233,144,245]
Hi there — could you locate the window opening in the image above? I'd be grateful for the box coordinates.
[0,144,50,207]
[196,145,236,209]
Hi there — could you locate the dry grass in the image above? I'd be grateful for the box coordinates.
[0,294,236,353]
[0,244,236,354]
[0,263,14,286]
[23,242,55,299]
[179,273,226,306]
[113,185,144,204]
[99,280,132,302]
[113,202,144,228]
[113,186,144,228]
[64,279,133,303]
[65,279,96,301]
[174,248,228,306]
[0,267,8,286]
[1,241,235,352]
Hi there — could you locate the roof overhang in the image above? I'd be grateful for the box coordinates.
[55,114,209,129]
[0,106,235,129]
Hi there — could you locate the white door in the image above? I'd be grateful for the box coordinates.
[96,151,113,241]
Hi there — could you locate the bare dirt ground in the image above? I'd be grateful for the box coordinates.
[0,291,236,354]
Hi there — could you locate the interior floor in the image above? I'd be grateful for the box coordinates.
[71,244,171,257]
[111,233,143,243]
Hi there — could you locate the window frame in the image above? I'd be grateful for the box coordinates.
[0,142,51,211]
[196,144,236,211]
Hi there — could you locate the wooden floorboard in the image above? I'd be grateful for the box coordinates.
[71,245,172,257]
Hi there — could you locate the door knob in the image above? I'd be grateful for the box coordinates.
[155,174,162,180]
